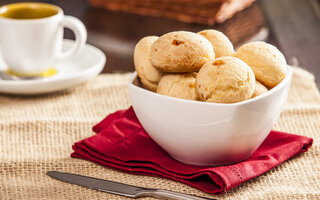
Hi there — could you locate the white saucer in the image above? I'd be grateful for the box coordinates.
[0,39,106,95]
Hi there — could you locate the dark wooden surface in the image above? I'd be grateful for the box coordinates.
[1,0,319,87]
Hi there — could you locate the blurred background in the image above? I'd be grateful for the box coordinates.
[1,0,319,86]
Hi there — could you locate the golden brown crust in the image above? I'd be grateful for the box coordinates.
[157,72,199,100]
[150,31,215,73]
[196,56,255,103]
[134,36,163,92]
[252,80,268,98]
[235,41,287,88]
[198,29,234,58]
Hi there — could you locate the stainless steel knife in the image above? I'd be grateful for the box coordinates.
[47,171,217,200]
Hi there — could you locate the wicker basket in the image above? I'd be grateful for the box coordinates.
[89,0,256,25]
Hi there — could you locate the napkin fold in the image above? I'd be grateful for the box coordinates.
[71,107,313,194]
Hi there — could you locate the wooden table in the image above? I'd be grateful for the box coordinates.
[1,0,320,87]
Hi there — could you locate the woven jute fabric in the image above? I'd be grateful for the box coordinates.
[0,67,319,199]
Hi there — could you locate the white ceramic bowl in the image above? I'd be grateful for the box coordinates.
[128,66,292,166]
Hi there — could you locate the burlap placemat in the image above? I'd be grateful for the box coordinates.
[0,67,319,199]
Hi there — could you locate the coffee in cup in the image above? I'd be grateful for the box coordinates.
[0,2,87,76]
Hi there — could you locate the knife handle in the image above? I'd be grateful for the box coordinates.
[136,189,217,200]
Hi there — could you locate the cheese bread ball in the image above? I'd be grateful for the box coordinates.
[198,29,234,58]
[134,36,163,92]
[235,41,287,88]
[252,81,268,98]
[196,56,255,103]
[150,31,215,72]
[157,73,198,100]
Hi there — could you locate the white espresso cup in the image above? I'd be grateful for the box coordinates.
[0,2,87,76]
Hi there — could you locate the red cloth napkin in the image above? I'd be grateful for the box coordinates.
[71,107,313,194]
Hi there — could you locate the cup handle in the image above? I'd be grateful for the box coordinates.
[57,15,87,60]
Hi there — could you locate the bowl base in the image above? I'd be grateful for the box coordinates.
[170,153,251,167]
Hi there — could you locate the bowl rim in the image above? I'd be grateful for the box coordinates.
[128,65,293,107]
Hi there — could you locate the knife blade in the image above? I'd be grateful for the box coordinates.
[47,171,217,200]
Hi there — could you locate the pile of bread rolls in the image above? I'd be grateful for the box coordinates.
[134,30,287,103]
